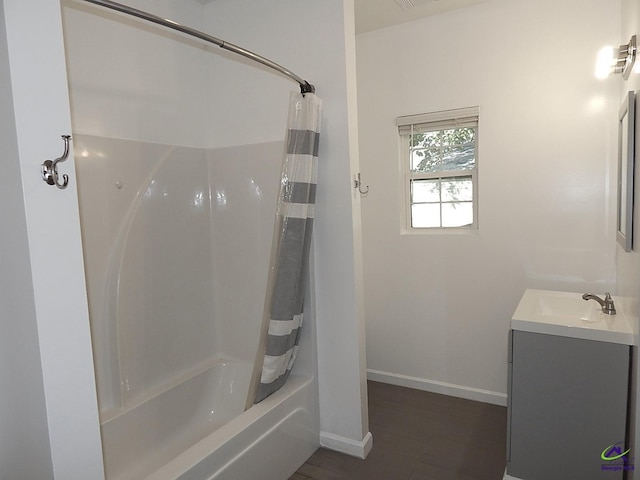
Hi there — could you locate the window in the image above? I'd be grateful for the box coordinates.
[398,107,478,230]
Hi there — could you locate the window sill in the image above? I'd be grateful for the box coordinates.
[400,226,478,236]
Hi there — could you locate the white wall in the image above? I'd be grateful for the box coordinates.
[618,3,640,323]
[0,3,53,477]
[357,0,621,403]
[618,0,640,476]
[1,0,104,477]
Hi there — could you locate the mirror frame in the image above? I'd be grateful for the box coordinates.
[617,90,635,252]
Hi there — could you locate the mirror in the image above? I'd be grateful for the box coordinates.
[617,90,635,252]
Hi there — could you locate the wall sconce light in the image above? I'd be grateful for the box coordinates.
[616,35,637,79]
[596,35,637,80]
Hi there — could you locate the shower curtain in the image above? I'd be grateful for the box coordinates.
[254,92,322,403]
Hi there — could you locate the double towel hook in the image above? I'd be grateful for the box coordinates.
[41,135,71,189]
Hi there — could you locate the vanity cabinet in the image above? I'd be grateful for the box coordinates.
[506,330,631,480]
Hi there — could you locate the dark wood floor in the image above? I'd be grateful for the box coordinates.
[290,381,507,480]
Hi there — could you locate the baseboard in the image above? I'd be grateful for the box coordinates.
[503,469,522,480]
[319,431,373,459]
[367,369,507,407]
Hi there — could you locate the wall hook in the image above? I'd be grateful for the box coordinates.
[354,173,369,195]
[41,135,71,189]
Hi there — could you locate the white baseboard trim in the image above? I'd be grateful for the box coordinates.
[503,468,521,480]
[319,431,373,459]
[367,369,507,407]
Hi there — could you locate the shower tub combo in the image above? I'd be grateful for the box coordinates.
[65,1,321,478]
[74,135,318,480]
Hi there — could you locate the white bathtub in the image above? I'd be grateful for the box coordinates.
[101,360,318,480]
[148,374,318,480]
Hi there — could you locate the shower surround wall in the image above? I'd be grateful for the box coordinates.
[74,134,283,477]
[76,137,281,413]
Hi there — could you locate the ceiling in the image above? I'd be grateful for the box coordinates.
[354,0,489,34]
[191,0,488,34]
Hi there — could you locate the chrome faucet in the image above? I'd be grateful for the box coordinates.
[582,292,616,315]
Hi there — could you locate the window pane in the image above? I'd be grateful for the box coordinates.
[411,148,440,172]
[442,143,475,171]
[411,131,440,148]
[441,176,473,202]
[412,203,441,228]
[412,128,475,173]
[441,202,473,227]
[410,149,428,170]
[411,179,440,203]
[441,128,475,146]
[440,129,455,146]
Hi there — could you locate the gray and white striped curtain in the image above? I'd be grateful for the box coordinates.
[254,92,322,403]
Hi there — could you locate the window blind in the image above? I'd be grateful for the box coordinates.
[397,106,479,135]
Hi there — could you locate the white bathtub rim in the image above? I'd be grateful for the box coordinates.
[145,374,317,479]
[207,407,308,480]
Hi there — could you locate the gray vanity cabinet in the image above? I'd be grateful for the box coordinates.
[507,330,631,480]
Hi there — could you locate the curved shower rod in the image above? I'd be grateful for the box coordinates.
[79,0,316,94]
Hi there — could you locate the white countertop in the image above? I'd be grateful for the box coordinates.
[511,289,636,345]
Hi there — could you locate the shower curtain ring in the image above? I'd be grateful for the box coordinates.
[41,135,71,189]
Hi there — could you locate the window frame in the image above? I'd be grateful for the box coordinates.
[397,107,479,232]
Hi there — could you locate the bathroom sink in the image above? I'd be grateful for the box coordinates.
[530,292,601,322]
[511,289,635,345]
